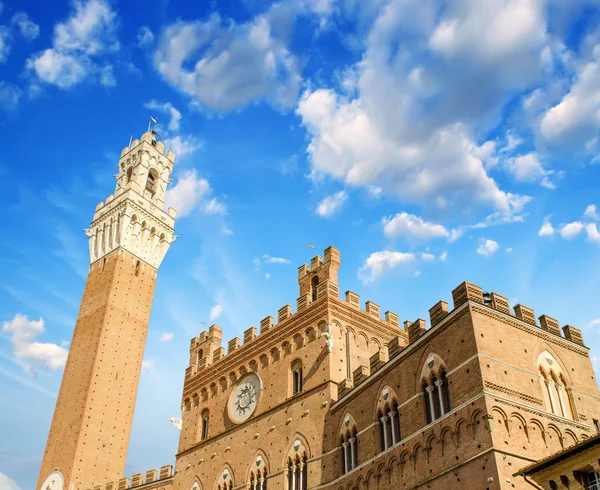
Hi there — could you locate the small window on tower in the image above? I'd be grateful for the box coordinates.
[311,276,319,301]
[126,167,133,183]
[134,260,140,277]
[146,169,158,193]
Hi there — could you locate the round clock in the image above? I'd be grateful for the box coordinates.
[40,471,64,490]
[228,372,263,424]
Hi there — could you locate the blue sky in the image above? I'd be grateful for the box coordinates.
[1,0,600,488]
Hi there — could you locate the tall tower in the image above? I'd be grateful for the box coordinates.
[37,130,177,490]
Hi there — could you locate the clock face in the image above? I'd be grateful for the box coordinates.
[41,471,64,490]
[228,373,263,424]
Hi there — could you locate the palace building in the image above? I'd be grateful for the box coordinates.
[38,130,600,490]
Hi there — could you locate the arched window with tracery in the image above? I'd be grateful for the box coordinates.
[340,415,358,474]
[216,468,233,490]
[287,453,307,490]
[538,351,574,419]
[421,354,451,424]
[249,455,269,490]
[377,387,401,452]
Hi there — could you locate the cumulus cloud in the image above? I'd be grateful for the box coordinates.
[141,359,155,373]
[0,472,21,490]
[0,26,11,62]
[153,5,301,112]
[165,135,203,158]
[144,100,182,132]
[358,251,416,284]
[11,12,40,40]
[210,304,223,321]
[26,0,119,88]
[165,169,210,217]
[159,332,174,342]
[316,191,347,218]
[137,26,153,48]
[584,204,599,221]
[295,0,547,217]
[0,81,21,110]
[540,43,600,151]
[586,223,600,243]
[254,254,291,268]
[560,221,585,239]
[203,197,227,215]
[382,212,451,241]
[504,152,556,189]
[538,215,555,236]
[2,314,68,373]
[476,239,499,257]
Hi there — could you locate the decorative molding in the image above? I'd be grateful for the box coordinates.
[484,381,543,406]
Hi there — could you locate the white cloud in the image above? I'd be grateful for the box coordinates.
[137,26,153,48]
[382,212,450,241]
[265,273,271,280]
[420,252,436,262]
[2,314,68,372]
[0,81,21,110]
[210,304,223,321]
[220,225,234,236]
[506,247,513,253]
[159,332,174,342]
[144,100,182,132]
[203,197,227,215]
[358,251,416,284]
[587,318,600,330]
[165,169,210,217]
[295,0,544,217]
[540,43,600,151]
[586,223,600,243]
[12,12,40,40]
[165,135,203,157]
[254,254,291,268]
[154,6,301,112]
[141,359,154,373]
[0,472,21,490]
[476,239,499,257]
[504,152,556,189]
[316,190,347,218]
[439,251,448,261]
[538,215,555,236]
[559,221,585,239]
[26,0,119,89]
[0,26,12,63]
[584,204,599,221]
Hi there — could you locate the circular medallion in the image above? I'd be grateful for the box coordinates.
[228,372,263,424]
[40,471,64,490]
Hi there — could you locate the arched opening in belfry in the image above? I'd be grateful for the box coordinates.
[126,166,133,183]
[311,276,319,302]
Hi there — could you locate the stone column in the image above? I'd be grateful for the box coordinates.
[556,383,567,418]
[298,463,304,490]
[290,467,296,490]
[380,416,389,450]
[435,380,445,416]
[350,437,357,469]
[342,442,349,473]
[546,379,557,414]
[426,386,436,421]
[389,412,397,445]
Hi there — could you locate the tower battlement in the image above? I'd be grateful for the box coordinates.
[120,130,176,164]
[87,464,174,490]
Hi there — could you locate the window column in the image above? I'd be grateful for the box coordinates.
[380,416,389,450]
[342,441,349,473]
[389,411,397,445]
[297,462,304,490]
[546,379,557,414]
[290,466,296,490]
[426,385,436,422]
[556,383,567,418]
[435,380,446,416]
[349,437,357,469]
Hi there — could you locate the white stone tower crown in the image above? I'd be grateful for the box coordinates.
[85,130,177,268]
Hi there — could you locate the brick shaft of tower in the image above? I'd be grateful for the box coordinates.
[37,130,177,490]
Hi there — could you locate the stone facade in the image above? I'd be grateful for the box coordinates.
[37,130,177,490]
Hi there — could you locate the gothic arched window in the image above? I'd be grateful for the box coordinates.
[287,454,307,490]
[126,166,133,183]
[421,354,451,424]
[146,168,158,193]
[340,424,358,474]
[538,351,573,419]
[200,409,209,440]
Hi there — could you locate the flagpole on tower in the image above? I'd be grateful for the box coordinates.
[148,116,157,133]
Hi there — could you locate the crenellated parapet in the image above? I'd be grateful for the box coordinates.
[86,464,174,490]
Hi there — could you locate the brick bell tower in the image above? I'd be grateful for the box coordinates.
[37,129,177,490]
